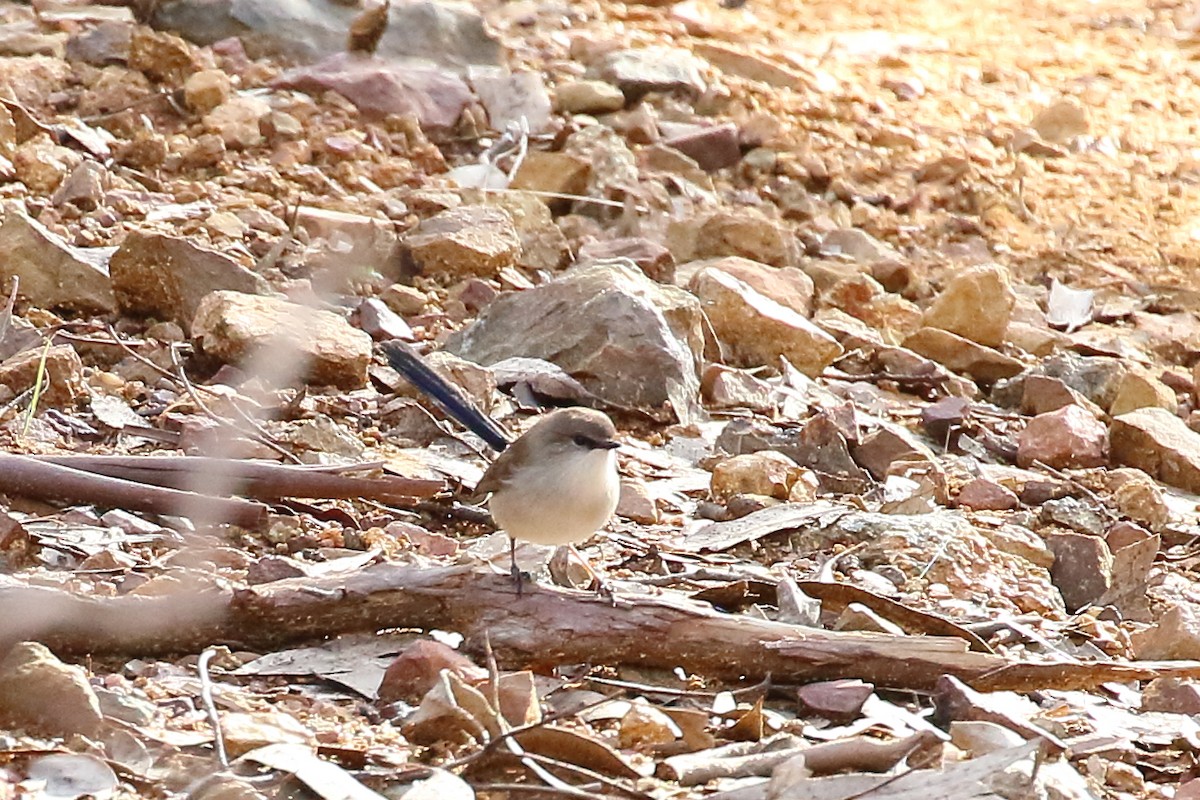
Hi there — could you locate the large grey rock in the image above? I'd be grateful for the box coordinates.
[446,262,703,422]
[0,205,116,313]
[152,0,502,67]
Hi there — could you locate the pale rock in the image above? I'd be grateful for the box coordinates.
[377,640,486,704]
[617,479,658,524]
[689,267,842,375]
[554,79,625,114]
[561,124,638,198]
[393,350,496,414]
[904,327,1023,382]
[0,345,85,408]
[1105,468,1170,531]
[355,297,412,341]
[1017,404,1108,469]
[184,69,231,113]
[446,262,703,422]
[955,478,1019,511]
[469,68,552,132]
[1108,367,1178,416]
[401,205,521,278]
[0,642,103,737]
[824,274,923,338]
[693,40,811,89]
[1110,407,1200,493]
[295,206,397,281]
[1004,320,1069,357]
[682,256,813,316]
[711,451,802,501]
[380,283,426,316]
[51,160,108,211]
[618,702,681,749]
[192,291,372,389]
[128,27,196,82]
[1031,98,1089,144]
[597,47,706,97]
[221,711,315,759]
[819,228,901,263]
[950,721,1027,756]
[701,364,774,411]
[922,263,1015,347]
[110,230,268,330]
[0,206,116,313]
[1131,603,1200,660]
[287,415,365,458]
[205,210,248,239]
[203,94,270,149]
[835,603,905,635]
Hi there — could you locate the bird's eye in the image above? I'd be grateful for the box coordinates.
[572,434,590,447]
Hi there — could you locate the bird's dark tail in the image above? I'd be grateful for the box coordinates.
[380,340,512,452]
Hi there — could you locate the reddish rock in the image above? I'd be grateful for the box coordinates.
[578,237,675,283]
[664,123,741,171]
[1046,530,1112,612]
[1019,375,1103,417]
[1142,677,1200,714]
[796,679,875,721]
[377,640,486,703]
[852,425,934,480]
[956,478,1019,511]
[1017,405,1108,469]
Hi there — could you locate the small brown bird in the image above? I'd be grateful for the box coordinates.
[474,408,621,593]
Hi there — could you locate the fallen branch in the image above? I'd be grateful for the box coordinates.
[29,455,444,502]
[0,453,269,528]
[5,563,1200,693]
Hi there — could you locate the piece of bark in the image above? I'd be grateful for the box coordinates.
[0,453,268,528]
[6,564,1200,693]
[30,455,444,501]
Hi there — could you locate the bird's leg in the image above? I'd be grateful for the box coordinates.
[570,543,614,605]
[510,536,523,596]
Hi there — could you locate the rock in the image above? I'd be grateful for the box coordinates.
[693,40,812,89]
[469,68,552,132]
[377,639,485,704]
[555,79,625,114]
[394,350,496,415]
[221,711,314,758]
[955,478,1019,511]
[561,124,639,198]
[711,451,802,501]
[380,284,426,316]
[1142,677,1200,714]
[203,95,270,149]
[1106,469,1170,531]
[818,228,901,263]
[922,264,1015,347]
[401,205,521,278]
[1109,407,1200,493]
[192,291,372,389]
[687,209,795,267]
[852,425,935,480]
[52,160,108,211]
[689,266,842,376]
[110,230,268,330]
[294,206,398,282]
[153,0,502,66]
[683,256,814,317]
[1108,367,1178,416]
[796,680,874,720]
[903,327,1024,382]
[14,134,81,193]
[462,190,569,272]
[510,150,591,199]
[272,53,472,128]
[1131,603,1200,660]
[596,47,706,98]
[617,479,659,524]
[355,298,412,341]
[1017,405,1108,469]
[0,206,116,313]
[663,123,741,171]
[1046,531,1112,612]
[0,642,103,737]
[992,353,1128,412]
[0,345,85,408]
[66,21,132,65]
[446,262,703,422]
[701,364,774,411]
[1030,98,1089,144]
[1019,375,1104,418]
[578,237,675,283]
[128,28,197,83]
[1004,321,1069,357]
[183,69,231,113]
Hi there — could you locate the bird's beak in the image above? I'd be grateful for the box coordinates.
[597,439,620,450]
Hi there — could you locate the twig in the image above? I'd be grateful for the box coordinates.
[197,648,229,767]
[21,337,52,436]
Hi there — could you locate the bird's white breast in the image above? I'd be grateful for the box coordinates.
[488,449,619,545]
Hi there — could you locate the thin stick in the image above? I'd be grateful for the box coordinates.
[197,648,229,767]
